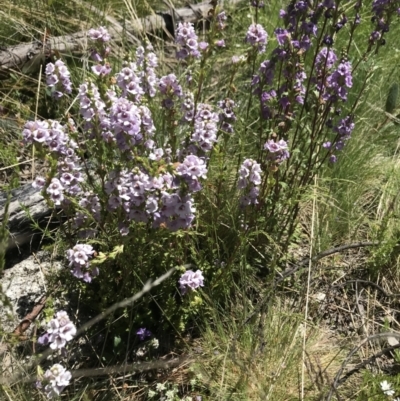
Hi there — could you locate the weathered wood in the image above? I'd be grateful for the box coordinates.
[0,183,50,251]
[0,0,242,78]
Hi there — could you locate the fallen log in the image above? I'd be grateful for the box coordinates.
[0,183,50,251]
[0,0,242,78]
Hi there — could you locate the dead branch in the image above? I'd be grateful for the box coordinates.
[0,0,243,78]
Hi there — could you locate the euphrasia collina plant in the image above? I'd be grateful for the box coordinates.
[22,0,400,371]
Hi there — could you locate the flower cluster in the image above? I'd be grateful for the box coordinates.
[324,114,355,162]
[218,98,236,134]
[116,62,145,101]
[245,23,268,53]
[159,73,183,108]
[181,91,195,122]
[88,26,111,42]
[136,44,158,98]
[38,311,77,350]
[369,0,400,48]
[325,60,353,102]
[179,269,204,294]
[237,159,262,206]
[175,22,202,59]
[251,0,354,132]
[176,155,208,191]
[45,60,72,99]
[264,139,290,165]
[314,47,353,103]
[22,119,82,204]
[217,11,228,30]
[66,244,97,282]
[88,26,111,73]
[41,364,72,399]
[191,103,219,152]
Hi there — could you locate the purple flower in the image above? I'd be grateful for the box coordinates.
[44,311,77,350]
[264,139,290,164]
[315,47,338,71]
[88,26,111,42]
[46,178,64,205]
[325,61,353,101]
[179,269,204,294]
[251,0,265,7]
[45,60,72,98]
[116,62,144,103]
[175,22,200,59]
[37,332,50,346]
[136,328,152,341]
[137,45,159,98]
[66,244,97,282]
[43,364,72,399]
[32,176,46,190]
[217,11,228,29]
[238,159,262,206]
[191,103,219,152]
[91,63,112,76]
[218,98,236,133]
[176,155,208,180]
[275,28,290,46]
[246,23,268,53]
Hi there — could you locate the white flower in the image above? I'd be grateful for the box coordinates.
[380,380,395,396]
[156,382,166,392]
[150,338,159,349]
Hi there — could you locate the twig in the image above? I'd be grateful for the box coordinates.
[338,343,400,385]
[326,332,400,401]
[276,241,379,284]
[12,295,47,338]
[0,159,34,172]
[240,242,380,331]
[332,279,400,298]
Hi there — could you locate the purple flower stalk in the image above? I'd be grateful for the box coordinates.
[179,269,204,294]
[159,74,183,108]
[218,98,236,133]
[238,159,262,206]
[136,45,159,98]
[216,11,228,30]
[245,23,268,53]
[175,22,201,59]
[191,103,219,152]
[45,60,72,99]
